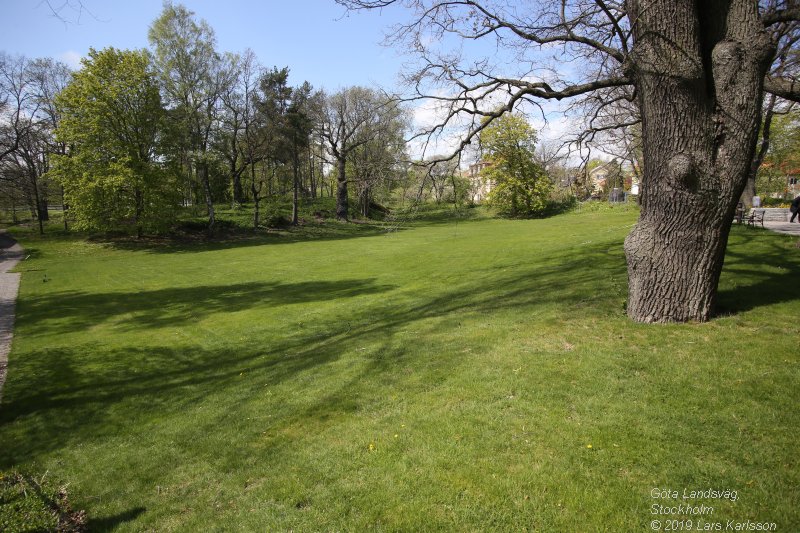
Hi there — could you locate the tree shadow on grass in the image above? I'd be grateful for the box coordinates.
[716,227,800,315]
[0,240,628,469]
[91,218,407,255]
[17,278,397,335]
[0,228,797,488]
[7,218,407,261]
[85,507,146,532]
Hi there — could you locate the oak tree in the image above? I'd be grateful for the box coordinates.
[319,86,405,220]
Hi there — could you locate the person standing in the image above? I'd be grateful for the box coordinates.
[791,195,800,223]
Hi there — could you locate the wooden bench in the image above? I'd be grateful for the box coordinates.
[746,209,764,227]
[734,203,745,224]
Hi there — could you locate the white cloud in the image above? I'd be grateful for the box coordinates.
[59,50,83,70]
[406,76,589,164]
[408,92,465,160]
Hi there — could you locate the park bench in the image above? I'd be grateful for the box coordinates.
[734,203,745,224]
[746,209,765,227]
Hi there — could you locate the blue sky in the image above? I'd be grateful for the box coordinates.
[0,0,409,91]
[0,0,582,157]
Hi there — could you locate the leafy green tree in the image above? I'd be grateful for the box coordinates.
[53,47,176,236]
[757,108,800,198]
[285,83,315,225]
[480,113,551,217]
[255,67,293,223]
[348,103,407,217]
[148,1,229,228]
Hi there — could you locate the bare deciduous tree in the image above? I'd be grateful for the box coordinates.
[318,87,405,220]
[0,54,71,234]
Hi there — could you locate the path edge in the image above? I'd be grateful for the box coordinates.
[0,231,24,407]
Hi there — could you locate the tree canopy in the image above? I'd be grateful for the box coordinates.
[52,47,176,236]
[480,113,551,217]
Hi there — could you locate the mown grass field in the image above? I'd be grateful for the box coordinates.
[1,206,799,531]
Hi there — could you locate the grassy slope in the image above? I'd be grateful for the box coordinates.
[1,207,799,531]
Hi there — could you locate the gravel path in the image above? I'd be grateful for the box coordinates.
[0,231,23,407]
[763,221,800,236]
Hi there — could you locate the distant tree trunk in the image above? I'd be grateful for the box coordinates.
[231,166,244,207]
[268,168,274,196]
[742,92,777,207]
[336,156,348,220]
[198,161,215,228]
[29,171,44,235]
[11,192,18,223]
[251,165,261,229]
[61,186,68,231]
[134,188,143,239]
[360,184,371,218]
[38,198,49,222]
[624,0,773,322]
[292,140,300,226]
[309,150,316,199]
[511,190,518,217]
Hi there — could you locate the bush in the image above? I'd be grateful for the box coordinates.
[761,197,791,208]
[542,193,579,217]
[577,199,640,213]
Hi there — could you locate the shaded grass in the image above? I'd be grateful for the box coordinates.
[0,208,799,531]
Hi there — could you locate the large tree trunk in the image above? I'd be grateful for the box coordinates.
[336,156,348,221]
[624,0,773,322]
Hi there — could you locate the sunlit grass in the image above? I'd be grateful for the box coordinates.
[1,206,798,531]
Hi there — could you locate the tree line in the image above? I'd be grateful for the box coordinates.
[0,2,410,236]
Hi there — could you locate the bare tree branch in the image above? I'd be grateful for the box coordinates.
[764,75,800,102]
[762,7,800,26]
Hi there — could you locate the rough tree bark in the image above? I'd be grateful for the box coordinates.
[624,0,774,322]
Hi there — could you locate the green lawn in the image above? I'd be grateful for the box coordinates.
[1,207,799,531]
